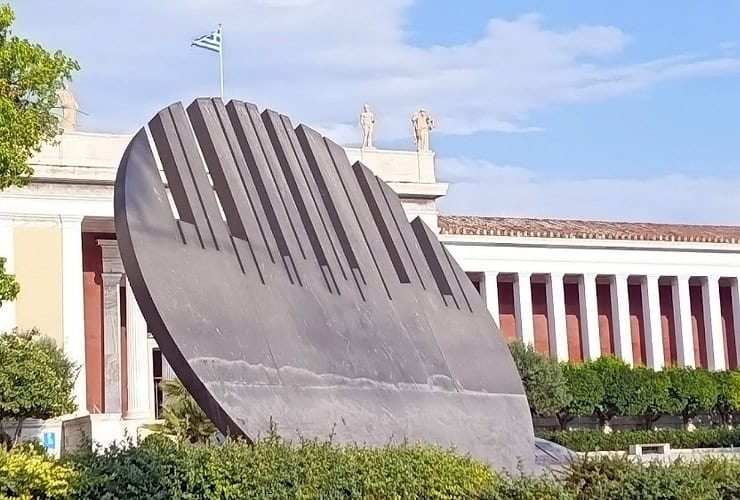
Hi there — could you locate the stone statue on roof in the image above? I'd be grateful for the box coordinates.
[411,108,435,152]
[359,104,375,148]
[56,82,80,132]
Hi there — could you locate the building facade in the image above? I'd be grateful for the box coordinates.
[445,218,740,371]
[1,129,739,445]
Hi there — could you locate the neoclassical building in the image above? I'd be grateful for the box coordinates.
[444,217,740,372]
[1,128,739,446]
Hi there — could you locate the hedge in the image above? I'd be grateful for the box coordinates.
[5,437,740,499]
[66,434,496,499]
[540,428,740,452]
[560,456,740,500]
[0,442,75,500]
[508,341,740,429]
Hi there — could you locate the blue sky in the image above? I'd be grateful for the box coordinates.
[12,0,740,223]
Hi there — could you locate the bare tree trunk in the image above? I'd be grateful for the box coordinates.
[556,413,572,431]
[643,414,660,431]
[596,411,611,432]
[719,411,733,429]
[0,419,9,451]
[12,417,25,447]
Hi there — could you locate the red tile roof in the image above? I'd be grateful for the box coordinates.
[438,215,740,244]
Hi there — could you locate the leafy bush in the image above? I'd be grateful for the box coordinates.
[697,458,740,499]
[712,370,740,427]
[508,341,571,417]
[0,328,77,448]
[64,435,182,500]
[635,366,681,430]
[562,456,721,500]
[66,433,495,499]
[557,362,603,430]
[143,378,217,444]
[667,367,718,426]
[0,442,76,499]
[540,428,740,451]
[485,457,740,500]
[8,435,740,499]
[506,344,740,430]
[589,356,648,428]
[481,476,573,499]
[0,257,18,309]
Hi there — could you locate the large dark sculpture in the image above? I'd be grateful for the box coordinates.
[114,98,535,471]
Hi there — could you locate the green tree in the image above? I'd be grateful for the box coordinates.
[0,257,18,307]
[667,367,719,428]
[0,4,79,304]
[143,378,217,444]
[0,328,78,448]
[711,370,740,428]
[507,341,571,417]
[590,356,648,429]
[556,361,604,430]
[635,366,681,430]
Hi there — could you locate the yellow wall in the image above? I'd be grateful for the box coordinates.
[13,225,64,347]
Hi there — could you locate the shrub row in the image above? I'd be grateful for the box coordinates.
[5,437,740,499]
[557,457,740,500]
[25,435,496,500]
[508,341,740,430]
[540,427,740,452]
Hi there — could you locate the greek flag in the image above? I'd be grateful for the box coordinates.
[191,26,222,53]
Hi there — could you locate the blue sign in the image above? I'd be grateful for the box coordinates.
[42,432,56,450]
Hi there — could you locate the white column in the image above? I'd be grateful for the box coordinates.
[60,216,87,413]
[481,271,500,327]
[147,336,156,418]
[702,275,726,371]
[513,272,535,347]
[125,277,153,419]
[672,276,695,367]
[0,222,16,332]
[579,273,601,360]
[101,272,123,414]
[162,354,176,380]
[641,275,665,370]
[731,278,740,368]
[610,274,633,365]
[546,273,569,361]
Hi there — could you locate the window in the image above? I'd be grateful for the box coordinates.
[152,348,164,419]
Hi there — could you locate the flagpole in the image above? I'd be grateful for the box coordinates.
[219,23,224,100]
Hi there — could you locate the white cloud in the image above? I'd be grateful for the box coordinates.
[437,157,740,224]
[12,1,740,144]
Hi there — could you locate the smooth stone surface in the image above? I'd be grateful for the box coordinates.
[534,438,578,475]
[114,97,536,471]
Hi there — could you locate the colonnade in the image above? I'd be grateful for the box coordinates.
[98,239,173,418]
[476,271,740,370]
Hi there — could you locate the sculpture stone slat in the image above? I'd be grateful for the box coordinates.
[114,97,535,471]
